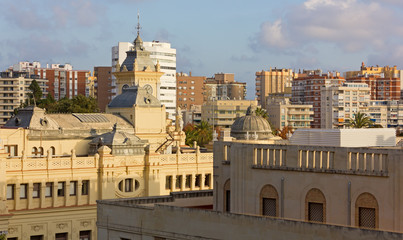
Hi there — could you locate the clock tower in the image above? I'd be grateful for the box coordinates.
[113,18,163,99]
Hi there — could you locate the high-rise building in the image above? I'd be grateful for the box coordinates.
[176,72,206,110]
[345,63,402,101]
[266,96,313,130]
[320,83,371,128]
[0,71,48,126]
[292,72,345,128]
[33,64,89,100]
[256,68,294,108]
[203,73,246,102]
[93,66,113,112]
[112,40,177,120]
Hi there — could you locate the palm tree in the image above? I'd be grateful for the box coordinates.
[347,112,373,128]
[255,107,268,119]
[183,121,213,147]
[194,121,213,147]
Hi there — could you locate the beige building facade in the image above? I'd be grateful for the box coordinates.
[266,96,313,130]
[256,68,294,108]
[201,99,257,128]
[0,71,48,126]
[321,83,371,128]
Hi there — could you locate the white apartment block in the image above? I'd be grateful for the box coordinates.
[0,71,48,125]
[112,41,177,120]
[321,83,371,128]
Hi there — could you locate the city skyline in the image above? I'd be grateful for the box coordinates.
[1,0,403,99]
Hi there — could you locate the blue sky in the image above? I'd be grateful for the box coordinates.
[1,0,403,99]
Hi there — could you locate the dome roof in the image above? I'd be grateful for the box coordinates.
[89,123,147,155]
[230,106,273,140]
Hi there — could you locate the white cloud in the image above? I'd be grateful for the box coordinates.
[252,0,403,54]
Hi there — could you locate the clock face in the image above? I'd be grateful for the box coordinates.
[144,84,153,94]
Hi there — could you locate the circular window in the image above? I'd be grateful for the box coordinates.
[118,178,140,193]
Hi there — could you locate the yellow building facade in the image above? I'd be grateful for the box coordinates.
[0,32,213,240]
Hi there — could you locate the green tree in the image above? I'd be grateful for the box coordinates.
[184,121,213,147]
[194,121,213,147]
[27,79,43,104]
[47,95,99,113]
[347,112,373,128]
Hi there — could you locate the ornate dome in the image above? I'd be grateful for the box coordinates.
[230,106,273,140]
[89,123,147,155]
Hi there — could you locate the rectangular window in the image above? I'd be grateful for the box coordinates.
[308,202,324,222]
[7,184,14,200]
[359,207,376,229]
[225,190,231,212]
[262,198,276,217]
[165,176,172,190]
[33,183,40,198]
[82,180,89,195]
[45,182,53,197]
[57,182,65,196]
[204,174,211,187]
[55,233,68,240]
[185,175,192,188]
[20,184,27,199]
[175,175,182,189]
[79,230,91,240]
[5,144,18,157]
[31,236,44,240]
[195,174,201,187]
[70,181,77,196]
[125,178,133,192]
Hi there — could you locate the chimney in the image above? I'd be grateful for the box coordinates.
[189,71,192,76]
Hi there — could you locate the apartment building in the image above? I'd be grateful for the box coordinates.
[256,68,294,108]
[365,101,388,128]
[321,83,371,128]
[266,96,313,130]
[292,72,345,128]
[366,100,403,128]
[346,63,402,101]
[32,64,89,100]
[0,71,48,126]
[176,72,206,110]
[203,73,246,102]
[201,99,257,128]
[93,66,113,112]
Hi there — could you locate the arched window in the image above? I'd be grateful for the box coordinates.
[38,147,44,156]
[260,185,279,217]
[32,147,38,156]
[223,179,230,212]
[305,188,326,223]
[355,192,378,229]
[50,147,56,156]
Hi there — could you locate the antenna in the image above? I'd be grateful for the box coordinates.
[136,11,142,36]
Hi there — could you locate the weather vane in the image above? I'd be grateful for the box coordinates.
[136,11,142,36]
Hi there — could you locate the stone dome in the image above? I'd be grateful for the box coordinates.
[89,123,147,156]
[230,106,273,140]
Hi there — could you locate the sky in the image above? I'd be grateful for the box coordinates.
[1,0,403,99]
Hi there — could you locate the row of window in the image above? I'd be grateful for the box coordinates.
[8,230,91,240]
[224,182,378,229]
[165,174,211,190]
[6,180,89,200]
